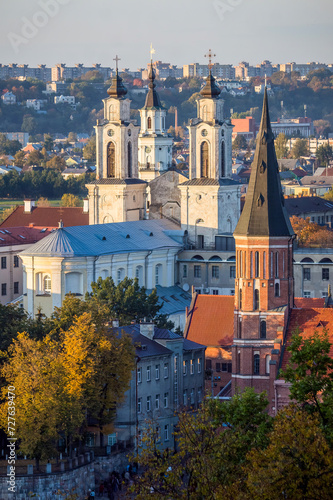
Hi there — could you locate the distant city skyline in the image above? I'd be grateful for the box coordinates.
[0,0,332,68]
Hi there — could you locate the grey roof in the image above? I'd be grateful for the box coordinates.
[86,178,147,185]
[200,70,221,99]
[285,196,333,216]
[300,176,333,186]
[147,285,192,316]
[107,69,127,99]
[183,338,206,351]
[234,89,294,237]
[143,62,164,110]
[180,178,239,187]
[20,219,183,258]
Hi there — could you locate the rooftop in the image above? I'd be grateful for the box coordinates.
[0,206,89,229]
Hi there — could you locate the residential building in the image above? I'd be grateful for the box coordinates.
[51,63,111,82]
[271,118,314,138]
[109,321,205,450]
[284,196,333,227]
[26,99,46,111]
[54,95,76,105]
[1,91,16,105]
[231,117,257,140]
[5,132,29,148]
[183,63,234,80]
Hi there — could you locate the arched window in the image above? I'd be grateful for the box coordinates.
[147,116,152,129]
[109,104,115,121]
[135,265,143,286]
[200,141,209,178]
[250,251,253,278]
[221,141,225,177]
[270,252,274,278]
[260,320,266,339]
[155,264,162,286]
[202,105,207,121]
[101,269,109,280]
[65,272,83,296]
[254,289,259,310]
[127,141,132,178]
[265,355,271,375]
[107,142,115,178]
[253,353,260,375]
[43,275,51,294]
[238,318,242,339]
[255,252,259,278]
[275,282,280,297]
[263,251,266,279]
[275,252,279,278]
[117,268,125,285]
[239,288,242,309]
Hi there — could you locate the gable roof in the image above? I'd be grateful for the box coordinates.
[184,294,234,347]
[0,206,89,229]
[285,196,333,217]
[281,306,333,372]
[0,226,52,247]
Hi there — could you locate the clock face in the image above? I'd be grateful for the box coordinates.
[145,146,151,153]
[201,129,208,137]
[107,129,114,137]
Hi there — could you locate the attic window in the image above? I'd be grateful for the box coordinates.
[40,228,47,233]
[102,236,106,241]
[126,234,130,238]
[19,235,26,239]
[4,230,11,234]
[149,232,153,236]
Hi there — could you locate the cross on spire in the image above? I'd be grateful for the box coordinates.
[150,43,155,62]
[113,55,121,71]
[204,49,216,70]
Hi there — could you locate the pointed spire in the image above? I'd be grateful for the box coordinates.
[200,69,221,98]
[143,61,164,109]
[107,68,127,98]
[234,89,294,237]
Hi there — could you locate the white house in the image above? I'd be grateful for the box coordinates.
[1,92,16,105]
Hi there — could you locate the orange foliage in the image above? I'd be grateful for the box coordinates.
[290,216,333,247]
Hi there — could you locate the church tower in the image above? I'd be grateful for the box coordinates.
[138,60,173,183]
[179,52,240,248]
[232,89,294,397]
[86,59,147,224]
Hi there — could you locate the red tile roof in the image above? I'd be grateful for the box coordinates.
[0,226,53,247]
[184,294,234,347]
[0,206,89,228]
[294,297,326,308]
[281,306,333,371]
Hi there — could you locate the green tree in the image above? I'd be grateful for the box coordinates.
[246,406,333,500]
[26,150,43,166]
[83,136,96,162]
[67,132,77,142]
[281,328,333,439]
[46,155,66,171]
[61,193,82,207]
[43,134,54,151]
[232,135,248,151]
[14,150,26,167]
[21,114,37,135]
[274,133,289,159]
[0,134,22,155]
[317,143,333,167]
[291,138,309,159]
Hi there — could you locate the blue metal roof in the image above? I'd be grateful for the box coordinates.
[21,220,184,258]
[147,285,192,316]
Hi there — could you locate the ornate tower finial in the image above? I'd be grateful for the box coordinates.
[150,43,155,63]
[204,49,216,71]
[113,55,121,72]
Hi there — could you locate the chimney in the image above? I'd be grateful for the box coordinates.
[140,320,155,340]
[83,198,89,213]
[58,219,64,229]
[24,199,35,213]
[185,306,189,317]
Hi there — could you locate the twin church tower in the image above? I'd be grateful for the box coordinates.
[86,54,240,247]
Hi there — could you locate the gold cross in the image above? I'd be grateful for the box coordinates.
[150,43,156,62]
[204,49,216,70]
[113,55,121,71]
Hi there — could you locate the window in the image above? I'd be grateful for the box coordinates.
[206,359,212,370]
[216,362,221,372]
[117,267,125,285]
[222,363,227,372]
[255,251,259,278]
[194,265,201,278]
[304,291,311,298]
[266,355,271,375]
[239,289,242,309]
[263,251,266,279]
[107,433,117,446]
[253,354,260,375]
[303,268,311,281]
[147,366,151,382]
[212,266,219,278]
[200,141,209,178]
[14,282,19,294]
[14,255,19,268]
[198,387,202,402]
[183,390,187,405]
[43,275,51,294]
[1,283,7,296]
[164,424,169,441]
[275,252,279,278]
[322,268,329,281]
[260,320,266,339]
[227,363,232,373]
[155,264,162,286]
[183,360,187,376]
[230,266,236,278]
[1,257,6,269]
[146,396,151,412]
[254,289,259,310]
[155,426,161,443]
[164,363,169,378]
[183,265,187,278]
[148,116,152,129]
[135,266,143,286]
[155,364,160,380]
[212,289,219,295]
[275,283,280,297]
[155,394,160,410]
[238,318,242,338]
[198,358,202,374]
[190,359,194,375]
[65,272,83,296]
[137,367,142,383]
[164,392,168,408]
[138,398,142,413]
[190,388,195,404]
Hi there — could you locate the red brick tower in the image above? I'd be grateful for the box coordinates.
[232,89,294,397]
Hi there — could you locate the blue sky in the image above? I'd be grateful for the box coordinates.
[1,0,332,69]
